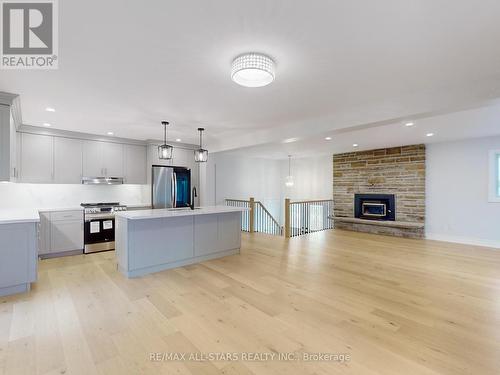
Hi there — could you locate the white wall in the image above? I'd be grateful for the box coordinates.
[426,136,500,248]
[205,152,333,223]
[205,152,282,218]
[280,155,332,201]
[0,183,150,209]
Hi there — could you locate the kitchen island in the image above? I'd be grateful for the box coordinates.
[0,209,39,296]
[114,206,246,278]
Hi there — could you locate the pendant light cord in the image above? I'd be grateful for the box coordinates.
[161,121,169,145]
[197,128,205,148]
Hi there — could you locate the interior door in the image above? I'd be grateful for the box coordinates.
[152,166,173,209]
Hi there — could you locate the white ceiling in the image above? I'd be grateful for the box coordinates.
[221,101,500,159]
[1,0,500,151]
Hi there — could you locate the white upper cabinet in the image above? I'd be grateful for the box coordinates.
[102,142,124,177]
[9,112,18,181]
[0,105,17,182]
[14,132,143,184]
[148,143,173,167]
[83,140,104,177]
[54,137,83,183]
[172,147,191,168]
[20,133,54,183]
[124,144,147,184]
[83,140,124,177]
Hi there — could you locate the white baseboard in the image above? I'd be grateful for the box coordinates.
[425,233,500,249]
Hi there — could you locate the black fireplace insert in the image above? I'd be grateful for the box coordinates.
[354,193,395,221]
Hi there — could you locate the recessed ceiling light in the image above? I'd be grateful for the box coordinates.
[353,143,359,147]
[176,138,182,142]
[283,137,298,144]
[43,123,51,127]
[231,53,276,88]
[107,132,114,136]
[45,107,55,112]
[325,136,332,140]
[426,133,434,137]
[405,122,415,127]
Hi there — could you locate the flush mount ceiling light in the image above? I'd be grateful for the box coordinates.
[194,128,208,162]
[158,121,173,160]
[325,136,332,140]
[45,107,55,112]
[353,143,359,147]
[285,155,294,187]
[426,132,434,137]
[43,123,51,127]
[405,122,415,127]
[231,53,275,87]
[107,132,114,136]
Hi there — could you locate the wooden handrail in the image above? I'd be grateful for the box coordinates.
[290,199,333,205]
[249,197,255,233]
[285,198,291,238]
[225,197,282,236]
[256,201,280,228]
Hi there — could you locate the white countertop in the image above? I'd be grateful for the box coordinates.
[115,206,247,220]
[0,209,40,224]
[38,207,84,212]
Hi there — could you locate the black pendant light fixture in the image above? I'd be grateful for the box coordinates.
[158,121,173,160]
[194,127,208,162]
[285,155,294,187]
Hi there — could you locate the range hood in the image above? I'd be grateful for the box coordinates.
[82,177,124,185]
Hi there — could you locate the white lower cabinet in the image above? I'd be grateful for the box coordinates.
[0,222,38,296]
[39,210,84,257]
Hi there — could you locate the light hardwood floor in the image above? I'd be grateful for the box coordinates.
[1,229,499,375]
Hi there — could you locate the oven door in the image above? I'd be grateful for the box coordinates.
[84,217,115,253]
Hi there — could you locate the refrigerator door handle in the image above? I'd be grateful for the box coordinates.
[173,172,177,208]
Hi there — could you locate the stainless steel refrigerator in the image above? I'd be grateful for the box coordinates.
[152,166,191,209]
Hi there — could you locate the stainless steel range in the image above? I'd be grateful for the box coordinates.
[81,202,127,253]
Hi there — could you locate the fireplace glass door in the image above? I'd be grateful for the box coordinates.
[361,202,387,217]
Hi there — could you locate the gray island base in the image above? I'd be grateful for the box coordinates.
[114,206,245,278]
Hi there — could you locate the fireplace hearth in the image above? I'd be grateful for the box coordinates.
[354,194,395,221]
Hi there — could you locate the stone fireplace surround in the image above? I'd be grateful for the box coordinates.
[332,144,425,238]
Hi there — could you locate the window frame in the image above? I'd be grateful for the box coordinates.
[488,150,500,202]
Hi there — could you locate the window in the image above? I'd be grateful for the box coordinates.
[489,150,500,202]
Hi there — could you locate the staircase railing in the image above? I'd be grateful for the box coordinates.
[285,199,334,238]
[225,199,251,232]
[225,198,283,236]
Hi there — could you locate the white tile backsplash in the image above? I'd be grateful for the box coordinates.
[0,183,150,209]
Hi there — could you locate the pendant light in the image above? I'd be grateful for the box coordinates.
[158,121,173,160]
[285,155,294,187]
[194,128,208,162]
